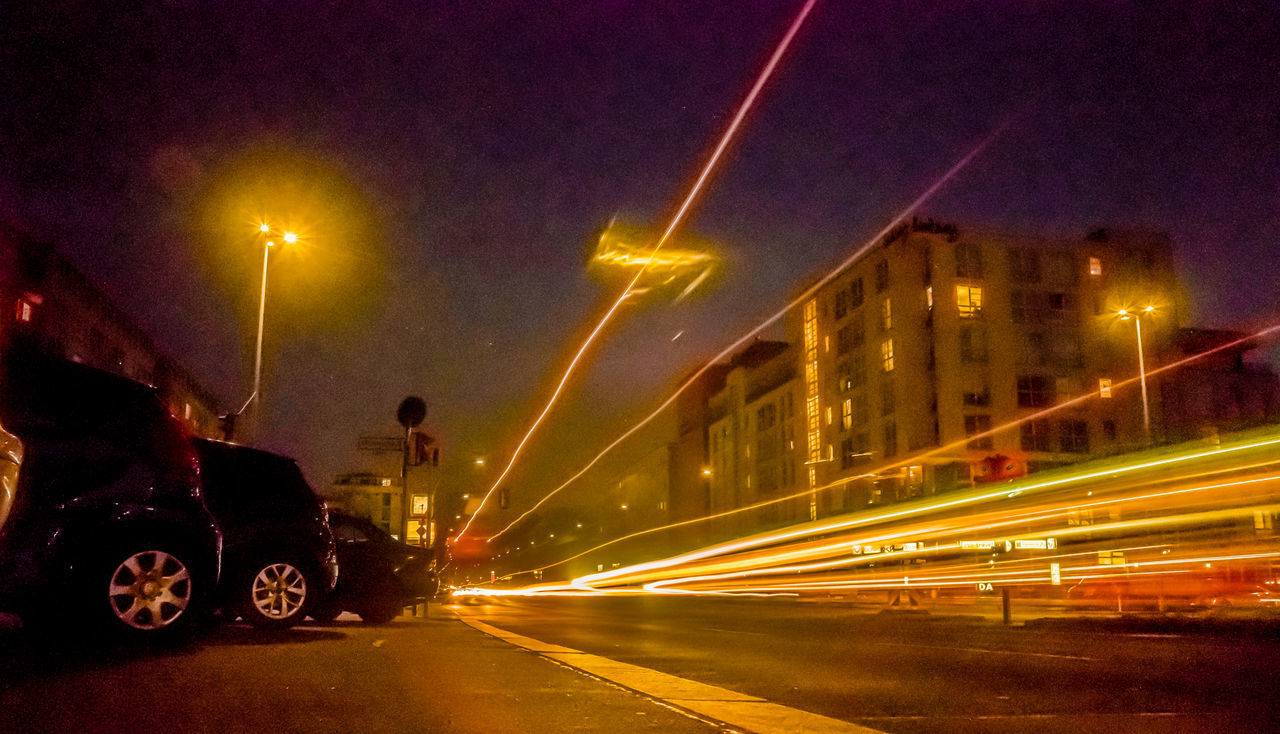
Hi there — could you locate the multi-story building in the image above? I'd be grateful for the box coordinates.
[1,221,223,437]
[704,341,805,537]
[788,220,1186,509]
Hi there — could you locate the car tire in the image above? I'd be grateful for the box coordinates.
[239,558,315,629]
[87,542,204,641]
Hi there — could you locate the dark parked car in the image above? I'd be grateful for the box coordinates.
[310,510,438,624]
[192,439,337,629]
[0,349,221,640]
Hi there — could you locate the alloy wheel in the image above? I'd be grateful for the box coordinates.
[107,550,193,630]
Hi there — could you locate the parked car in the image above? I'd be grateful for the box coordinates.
[310,510,438,624]
[192,439,337,629]
[0,349,221,640]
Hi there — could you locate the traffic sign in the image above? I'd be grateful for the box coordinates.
[358,436,403,452]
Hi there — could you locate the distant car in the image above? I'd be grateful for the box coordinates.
[192,439,337,629]
[310,510,438,624]
[0,349,221,640]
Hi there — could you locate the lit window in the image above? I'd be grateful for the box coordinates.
[826,406,833,426]
[957,285,983,317]
[1099,378,1112,398]
[881,338,895,372]
[881,298,892,331]
[841,398,853,430]
[1089,256,1102,276]
[14,299,33,322]
[925,286,933,310]
[184,403,192,419]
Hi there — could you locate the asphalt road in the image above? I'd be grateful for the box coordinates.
[2,599,1278,733]
[449,595,1280,733]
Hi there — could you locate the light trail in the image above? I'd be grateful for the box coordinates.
[488,119,1015,542]
[500,420,1280,583]
[455,0,820,541]
[495,321,1280,573]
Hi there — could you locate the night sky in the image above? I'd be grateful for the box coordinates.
[3,2,1278,534]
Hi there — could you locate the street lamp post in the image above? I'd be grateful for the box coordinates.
[246,224,296,434]
[1118,305,1156,443]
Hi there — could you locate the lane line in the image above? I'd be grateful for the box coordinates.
[456,615,883,734]
[873,641,1098,661]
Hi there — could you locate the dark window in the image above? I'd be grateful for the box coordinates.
[757,404,777,431]
[1022,333,1047,366]
[1020,420,1053,452]
[955,243,984,278]
[875,261,889,292]
[836,319,864,356]
[881,381,895,416]
[1047,292,1073,320]
[834,290,848,319]
[1059,420,1089,453]
[1102,419,1117,441]
[1017,375,1053,408]
[964,414,993,449]
[855,394,869,426]
[960,326,988,362]
[838,359,866,391]
[962,382,990,407]
[1011,290,1044,324]
[1008,248,1041,283]
[849,277,864,308]
[882,421,898,458]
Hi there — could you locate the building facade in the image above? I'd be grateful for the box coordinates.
[1,221,223,437]
[787,221,1186,510]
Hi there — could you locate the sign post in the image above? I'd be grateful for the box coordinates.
[396,396,427,547]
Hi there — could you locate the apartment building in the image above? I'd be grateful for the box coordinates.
[788,220,1185,511]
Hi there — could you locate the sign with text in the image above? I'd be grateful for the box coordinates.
[358,436,403,453]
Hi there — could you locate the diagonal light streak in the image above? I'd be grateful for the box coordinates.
[496,320,1280,572]
[455,0,820,541]
[488,120,1012,542]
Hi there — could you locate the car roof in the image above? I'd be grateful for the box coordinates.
[0,347,164,438]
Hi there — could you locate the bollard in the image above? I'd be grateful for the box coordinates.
[1002,586,1012,625]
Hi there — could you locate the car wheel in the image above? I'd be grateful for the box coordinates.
[241,560,313,629]
[358,595,404,625]
[94,545,200,639]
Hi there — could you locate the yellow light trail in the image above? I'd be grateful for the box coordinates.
[495,322,1280,572]
[455,0,820,541]
[476,427,1280,605]
[488,120,1015,543]
[500,425,1280,583]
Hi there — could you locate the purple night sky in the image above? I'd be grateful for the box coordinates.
[2,1,1277,530]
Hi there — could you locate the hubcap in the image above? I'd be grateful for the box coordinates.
[108,550,193,630]
[251,563,307,619]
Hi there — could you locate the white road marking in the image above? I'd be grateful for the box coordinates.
[873,641,1097,661]
[456,615,883,734]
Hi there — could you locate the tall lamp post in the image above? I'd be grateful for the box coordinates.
[245,224,297,431]
[1118,305,1156,443]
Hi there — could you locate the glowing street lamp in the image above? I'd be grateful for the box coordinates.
[1118,305,1156,442]
[247,223,298,428]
